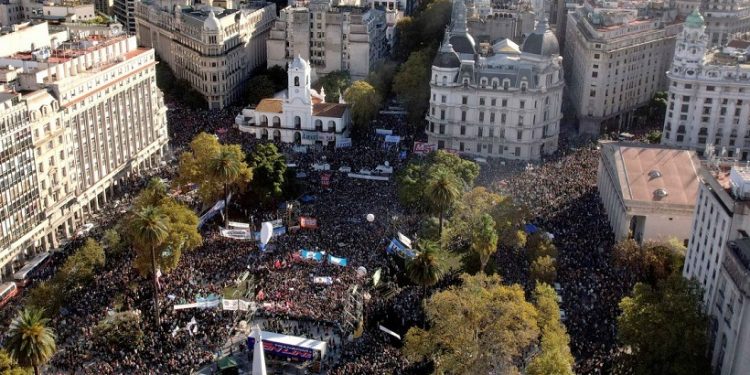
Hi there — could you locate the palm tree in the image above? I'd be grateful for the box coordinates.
[406,240,444,296]
[209,149,243,226]
[6,308,56,375]
[425,171,461,238]
[129,206,169,325]
[472,214,499,273]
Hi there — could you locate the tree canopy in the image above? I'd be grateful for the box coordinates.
[127,178,202,276]
[530,255,557,285]
[403,273,540,374]
[392,0,451,61]
[471,213,498,273]
[397,150,479,210]
[176,133,253,206]
[246,143,287,205]
[527,283,575,375]
[393,47,434,125]
[0,349,30,375]
[343,80,382,140]
[318,71,351,102]
[93,310,145,352]
[244,75,276,106]
[617,274,710,375]
[613,239,685,286]
[406,240,444,293]
[6,308,56,375]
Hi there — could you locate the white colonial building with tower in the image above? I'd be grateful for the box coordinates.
[424,0,563,160]
[235,56,351,145]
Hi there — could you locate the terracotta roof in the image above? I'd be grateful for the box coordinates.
[605,143,700,206]
[312,96,323,105]
[313,103,348,118]
[727,39,750,49]
[255,99,283,113]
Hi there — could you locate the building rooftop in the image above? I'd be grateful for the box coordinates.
[313,102,347,118]
[603,142,701,206]
[255,98,283,113]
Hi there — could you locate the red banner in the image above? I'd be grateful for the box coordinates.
[300,217,319,229]
[413,142,437,154]
[321,173,331,188]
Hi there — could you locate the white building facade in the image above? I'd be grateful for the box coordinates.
[597,142,700,244]
[266,0,387,80]
[564,1,682,134]
[0,28,169,277]
[235,56,351,145]
[684,165,750,375]
[425,0,562,160]
[135,0,276,109]
[662,10,750,160]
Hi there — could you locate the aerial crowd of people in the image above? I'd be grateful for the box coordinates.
[0,97,645,374]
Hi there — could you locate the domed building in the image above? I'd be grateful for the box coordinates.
[425,0,563,160]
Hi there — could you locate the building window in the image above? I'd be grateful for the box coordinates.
[476,143,481,152]
[460,125,466,135]
[441,95,446,103]
[478,127,483,137]
[592,71,598,78]
[479,97,485,106]
[294,76,300,86]
[441,110,446,120]
[502,99,507,107]
[462,96,468,105]
[490,113,495,123]
[439,124,445,134]
[479,112,485,122]
[461,111,467,122]
[590,90,596,97]
[520,100,525,109]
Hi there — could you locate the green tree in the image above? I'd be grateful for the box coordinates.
[5,308,56,375]
[129,179,203,276]
[176,133,252,210]
[403,273,540,374]
[93,310,145,352]
[25,281,62,314]
[471,214,498,273]
[425,170,462,237]
[613,239,685,286]
[343,80,382,140]
[406,240,443,295]
[645,130,662,144]
[102,228,121,251]
[57,238,105,292]
[265,65,288,91]
[397,150,479,210]
[127,206,168,325]
[527,283,574,375]
[210,148,253,225]
[617,274,710,375]
[366,61,397,100]
[530,255,557,285]
[244,75,276,106]
[0,349,29,375]
[246,143,287,204]
[526,233,558,261]
[318,71,351,102]
[393,47,433,125]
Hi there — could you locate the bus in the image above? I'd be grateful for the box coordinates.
[0,282,18,309]
[13,252,51,287]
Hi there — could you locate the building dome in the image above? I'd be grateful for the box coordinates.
[685,8,704,28]
[450,33,476,55]
[203,9,221,31]
[521,28,559,56]
[433,42,461,68]
[290,54,309,70]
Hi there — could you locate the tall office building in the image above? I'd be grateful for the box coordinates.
[424,0,562,160]
[266,0,387,80]
[684,162,750,375]
[112,0,136,33]
[0,24,168,277]
[564,1,682,134]
[135,0,276,109]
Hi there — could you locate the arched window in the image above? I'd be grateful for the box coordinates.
[520,82,527,92]
[315,119,323,130]
[272,116,281,127]
[260,115,268,126]
[502,79,510,90]
[294,76,300,86]
[480,77,488,87]
[328,120,336,131]
[294,116,301,129]
[442,76,447,85]
[491,78,499,89]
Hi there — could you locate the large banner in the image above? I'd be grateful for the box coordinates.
[335,137,352,148]
[375,128,393,136]
[299,249,324,262]
[386,239,417,259]
[384,135,401,143]
[321,173,331,189]
[247,337,315,361]
[347,173,389,181]
[327,254,348,266]
[300,217,319,229]
[413,142,437,154]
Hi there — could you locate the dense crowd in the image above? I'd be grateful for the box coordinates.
[495,145,636,374]
[0,92,651,375]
